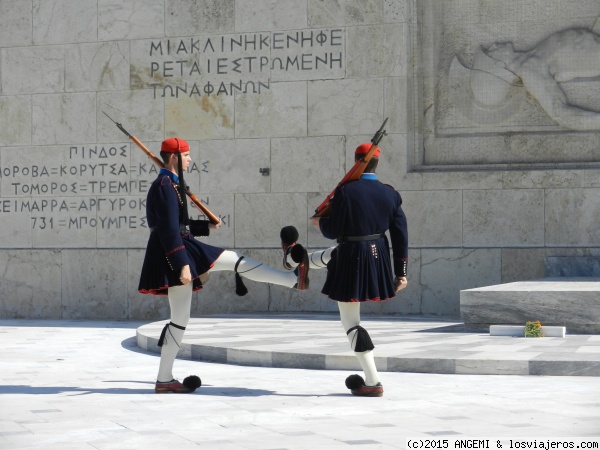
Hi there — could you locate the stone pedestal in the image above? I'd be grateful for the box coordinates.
[460,278,600,334]
[489,324,566,337]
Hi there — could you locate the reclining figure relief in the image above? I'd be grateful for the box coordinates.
[482,28,600,130]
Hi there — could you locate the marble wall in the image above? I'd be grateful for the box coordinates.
[1,0,599,320]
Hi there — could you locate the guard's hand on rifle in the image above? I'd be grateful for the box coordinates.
[309,217,320,228]
[180,265,192,285]
[209,218,222,230]
[394,276,407,292]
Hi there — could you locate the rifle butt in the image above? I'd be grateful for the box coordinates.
[312,202,331,218]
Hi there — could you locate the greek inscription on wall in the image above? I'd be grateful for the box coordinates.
[130,29,345,98]
[0,145,225,246]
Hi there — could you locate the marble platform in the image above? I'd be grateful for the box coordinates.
[460,278,600,334]
[136,314,600,377]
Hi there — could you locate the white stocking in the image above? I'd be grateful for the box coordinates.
[308,247,334,269]
[285,246,335,270]
[338,302,380,386]
[157,283,192,382]
[211,250,297,288]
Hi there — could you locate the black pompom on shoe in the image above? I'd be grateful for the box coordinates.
[280,225,299,246]
[183,375,202,391]
[155,377,199,394]
[345,374,383,397]
[345,374,365,390]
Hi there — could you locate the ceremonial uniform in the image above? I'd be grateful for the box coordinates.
[138,137,307,394]
[138,168,224,296]
[319,173,408,302]
[299,142,409,397]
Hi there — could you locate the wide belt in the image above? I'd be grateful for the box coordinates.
[337,233,384,243]
[149,225,190,236]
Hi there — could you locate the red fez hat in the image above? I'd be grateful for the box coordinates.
[161,137,190,153]
[355,143,380,158]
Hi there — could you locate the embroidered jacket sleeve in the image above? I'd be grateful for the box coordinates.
[318,186,347,240]
[388,188,409,277]
[153,177,190,271]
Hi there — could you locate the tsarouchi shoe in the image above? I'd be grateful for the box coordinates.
[345,374,383,397]
[351,383,383,397]
[155,376,201,394]
[280,225,309,289]
[294,250,309,290]
[280,225,300,270]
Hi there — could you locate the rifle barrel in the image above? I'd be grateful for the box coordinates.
[103,111,220,224]
[312,117,388,218]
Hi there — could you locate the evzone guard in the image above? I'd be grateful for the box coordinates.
[111,113,407,396]
[281,136,409,397]
[137,138,309,393]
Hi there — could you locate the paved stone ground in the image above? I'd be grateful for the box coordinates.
[1,318,599,450]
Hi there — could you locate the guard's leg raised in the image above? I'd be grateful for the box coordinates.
[307,247,334,269]
[211,249,308,289]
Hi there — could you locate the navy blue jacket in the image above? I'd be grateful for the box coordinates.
[319,173,408,302]
[138,169,223,295]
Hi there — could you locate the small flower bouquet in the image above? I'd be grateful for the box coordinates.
[524,320,543,337]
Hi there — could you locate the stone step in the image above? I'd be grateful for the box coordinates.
[460,278,600,334]
[490,325,566,337]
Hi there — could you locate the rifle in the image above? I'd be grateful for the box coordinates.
[312,117,388,218]
[103,111,220,225]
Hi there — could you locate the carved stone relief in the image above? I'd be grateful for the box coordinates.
[452,29,600,131]
[418,1,600,169]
